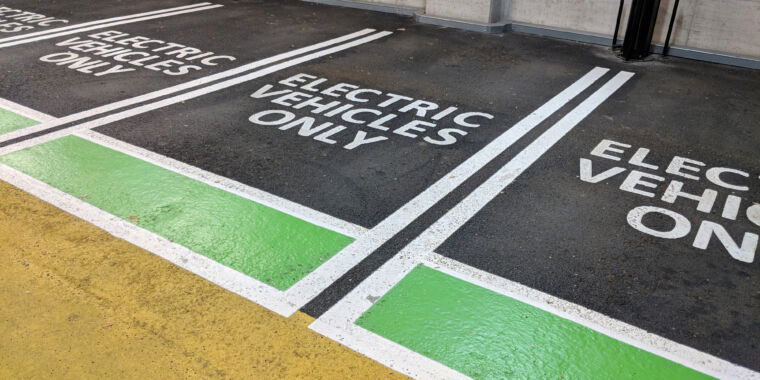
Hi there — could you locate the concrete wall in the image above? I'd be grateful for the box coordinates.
[506,0,760,59]
[655,0,760,58]
[426,0,505,24]
[329,0,760,61]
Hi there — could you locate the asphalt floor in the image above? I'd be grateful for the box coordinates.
[0,0,758,378]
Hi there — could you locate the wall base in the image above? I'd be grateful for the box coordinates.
[302,0,760,70]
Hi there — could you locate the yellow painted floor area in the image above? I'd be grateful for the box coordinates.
[0,180,405,379]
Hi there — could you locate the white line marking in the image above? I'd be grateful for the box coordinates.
[0,28,378,143]
[0,97,56,123]
[0,164,295,316]
[310,248,471,379]
[283,67,610,305]
[0,3,213,45]
[407,71,635,254]
[312,71,758,380]
[77,130,366,238]
[0,4,223,49]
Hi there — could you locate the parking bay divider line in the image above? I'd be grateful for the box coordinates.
[286,67,611,306]
[0,30,393,156]
[0,3,215,46]
[0,3,224,49]
[0,28,379,144]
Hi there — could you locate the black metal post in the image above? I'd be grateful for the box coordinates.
[612,0,625,47]
[662,0,681,56]
[622,0,662,60]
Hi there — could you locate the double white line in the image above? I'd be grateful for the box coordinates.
[0,2,222,49]
[0,28,392,153]
[291,68,632,307]
[310,69,646,378]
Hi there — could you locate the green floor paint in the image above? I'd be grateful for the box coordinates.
[357,265,712,380]
[0,108,38,134]
[0,136,354,290]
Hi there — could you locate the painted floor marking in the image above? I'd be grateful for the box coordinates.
[356,262,710,379]
[0,135,365,314]
[77,129,366,238]
[0,28,377,143]
[313,70,759,378]
[283,67,613,306]
[0,3,223,49]
[0,97,56,124]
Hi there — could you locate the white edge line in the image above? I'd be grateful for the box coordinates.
[0,164,297,317]
[424,253,759,380]
[76,129,366,238]
[0,4,224,49]
[0,97,56,123]
[0,3,213,44]
[0,28,377,144]
[404,71,636,257]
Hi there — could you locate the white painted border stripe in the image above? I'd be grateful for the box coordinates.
[0,4,223,49]
[0,28,378,143]
[0,164,294,315]
[0,97,56,123]
[313,71,758,379]
[0,3,212,45]
[77,130,366,238]
[0,31,393,157]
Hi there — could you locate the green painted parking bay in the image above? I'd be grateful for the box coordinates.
[0,135,354,290]
[0,107,37,134]
[356,265,710,379]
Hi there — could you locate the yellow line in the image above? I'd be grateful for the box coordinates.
[0,180,405,379]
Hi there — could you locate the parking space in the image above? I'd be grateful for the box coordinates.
[430,61,760,372]
[1,0,759,378]
[313,48,760,378]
